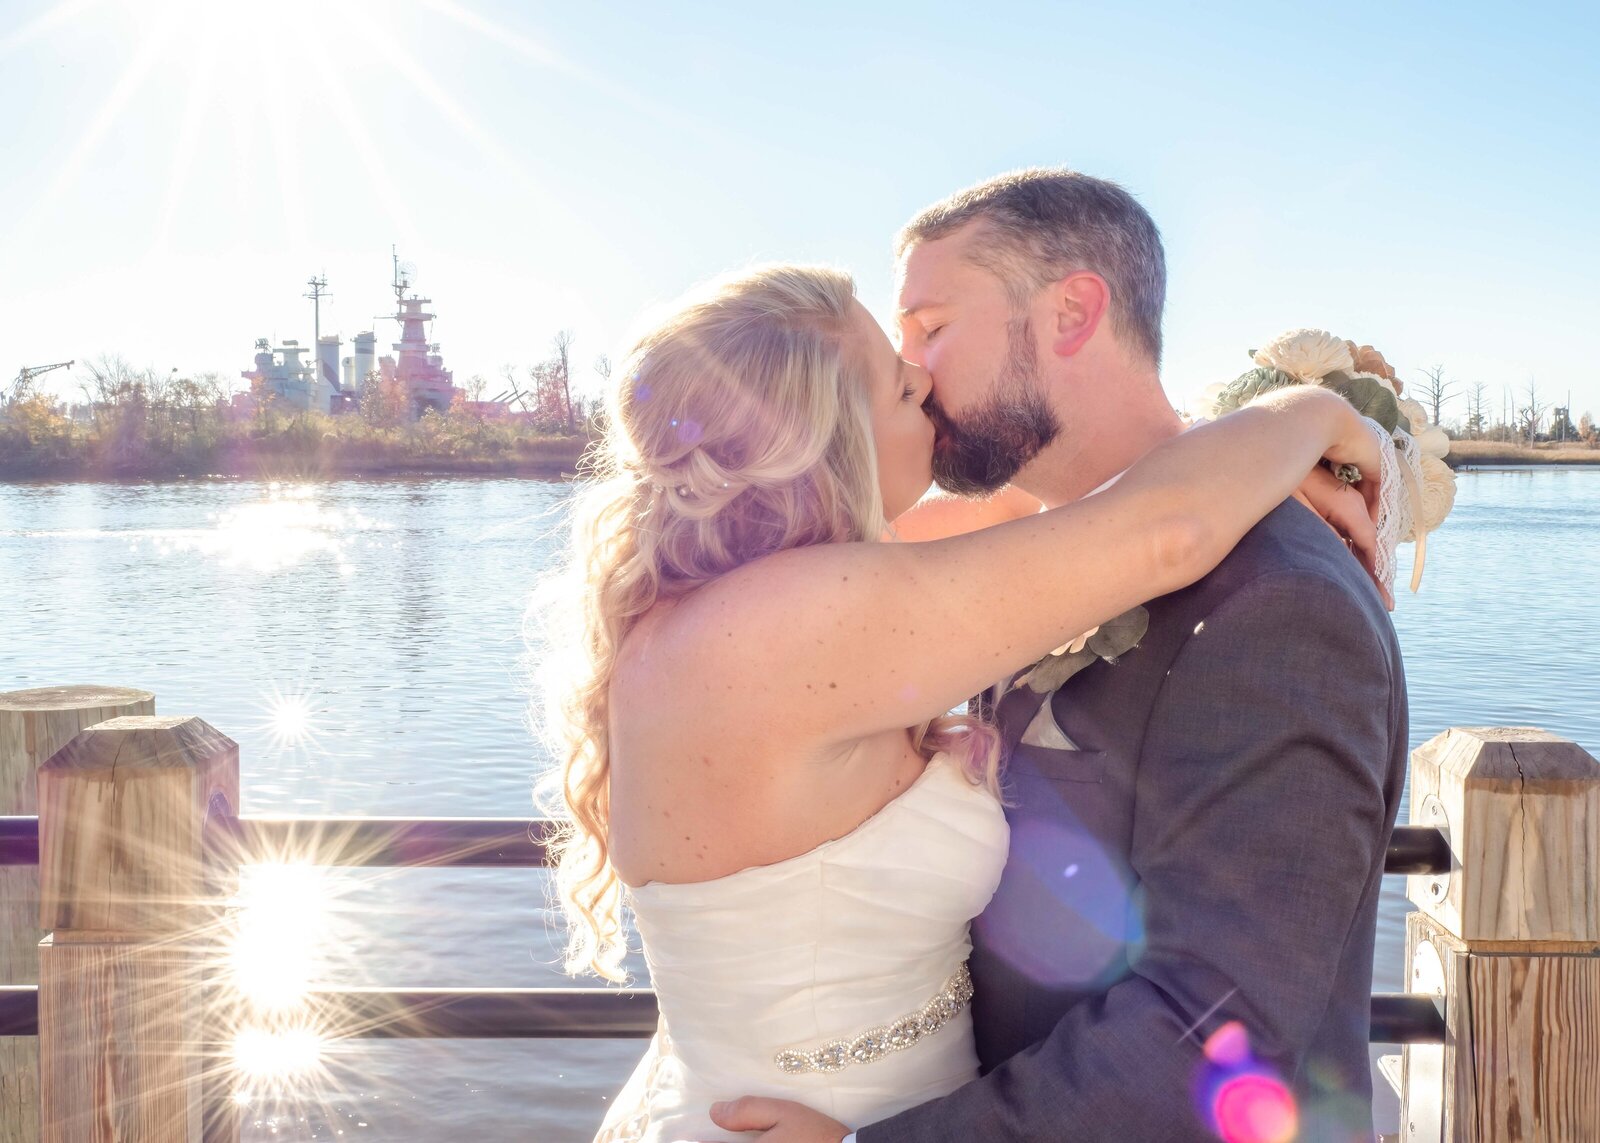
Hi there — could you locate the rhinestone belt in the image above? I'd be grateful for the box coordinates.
[773,962,973,1075]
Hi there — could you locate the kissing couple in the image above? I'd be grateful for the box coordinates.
[541,168,1408,1142]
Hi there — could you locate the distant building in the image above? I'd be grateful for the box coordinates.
[241,250,463,421]
[240,339,340,413]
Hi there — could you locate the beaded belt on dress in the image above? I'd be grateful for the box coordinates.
[773,962,973,1075]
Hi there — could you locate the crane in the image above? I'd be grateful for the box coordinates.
[7,360,73,405]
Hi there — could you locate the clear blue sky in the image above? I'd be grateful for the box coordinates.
[3,0,1597,424]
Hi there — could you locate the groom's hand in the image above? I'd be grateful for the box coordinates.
[709,1097,849,1142]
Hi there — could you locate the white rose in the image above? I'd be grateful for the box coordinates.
[1408,454,1457,538]
[1414,424,1451,459]
[1396,397,1430,435]
[1253,329,1355,382]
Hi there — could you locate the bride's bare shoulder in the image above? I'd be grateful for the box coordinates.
[610,544,877,706]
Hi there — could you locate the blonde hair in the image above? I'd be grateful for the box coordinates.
[538,264,999,981]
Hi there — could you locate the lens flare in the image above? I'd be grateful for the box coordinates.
[1211,1074,1297,1143]
[1195,1021,1299,1143]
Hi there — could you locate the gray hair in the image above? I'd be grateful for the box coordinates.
[896,168,1166,366]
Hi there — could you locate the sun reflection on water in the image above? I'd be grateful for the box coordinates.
[164,483,389,575]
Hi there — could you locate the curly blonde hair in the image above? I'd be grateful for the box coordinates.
[537,265,999,981]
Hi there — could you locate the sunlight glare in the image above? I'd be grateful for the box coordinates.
[268,695,316,745]
[232,1023,325,1081]
[228,862,331,1011]
[166,484,384,573]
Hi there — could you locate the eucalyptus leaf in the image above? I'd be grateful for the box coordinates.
[1024,647,1098,693]
[1319,374,1402,434]
[1210,367,1302,415]
[1085,605,1149,660]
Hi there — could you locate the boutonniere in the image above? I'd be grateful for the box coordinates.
[1013,606,1149,694]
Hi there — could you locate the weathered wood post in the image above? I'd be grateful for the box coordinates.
[36,715,240,1143]
[1,686,155,1143]
[1401,726,1600,1141]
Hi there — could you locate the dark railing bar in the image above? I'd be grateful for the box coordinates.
[0,816,38,866]
[0,986,37,1036]
[3,816,1455,876]
[203,814,552,869]
[1368,993,1447,1044]
[1386,825,1453,876]
[0,985,1446,1044]
[303,986,659,1039]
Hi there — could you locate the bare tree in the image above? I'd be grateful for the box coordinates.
[1465,379,1488,439]
[1517,376,1548,443]
[551,329,576,432]
[1415,364,1455,427]
[1580,411,1597,446]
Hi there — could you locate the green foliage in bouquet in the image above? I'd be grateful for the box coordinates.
[1212,365,1406,436]
[1208,367,1302,416]
[1317,371,1404,435]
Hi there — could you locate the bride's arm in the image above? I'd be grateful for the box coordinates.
[672,385,1380,746]
[890,485,1043,542]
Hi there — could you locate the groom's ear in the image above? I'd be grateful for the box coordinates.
[1047,271,1111,359]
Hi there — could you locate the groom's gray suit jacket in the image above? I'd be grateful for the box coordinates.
[861,499,1408,1142]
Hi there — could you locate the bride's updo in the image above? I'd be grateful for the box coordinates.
[539,265,997,981]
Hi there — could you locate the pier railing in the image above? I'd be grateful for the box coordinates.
[1,686,1596,1141]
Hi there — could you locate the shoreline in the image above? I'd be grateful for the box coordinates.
[1445,441,1600,468]
[0,436,593,483]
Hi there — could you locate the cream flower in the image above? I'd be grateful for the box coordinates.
[1412,454,1457,536]
[1396,397,1430,435]
[1253,329,1355,382]
[1414,424,1451,459]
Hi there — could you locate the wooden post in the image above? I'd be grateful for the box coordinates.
[1,686,155,1143]
[36,715,239,1143]
[1401,727,1600,1142]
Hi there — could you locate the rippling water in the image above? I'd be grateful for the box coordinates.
[2,469,1597,1140]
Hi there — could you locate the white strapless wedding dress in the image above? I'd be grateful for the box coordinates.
[595,751,1009,1142]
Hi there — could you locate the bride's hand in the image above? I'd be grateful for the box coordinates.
[1246,387,1391,607]
[1294,464,1394,610]
[709,1096,848,1142]
[1311,393,1386,526]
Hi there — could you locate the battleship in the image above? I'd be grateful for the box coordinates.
[241,249,458,421]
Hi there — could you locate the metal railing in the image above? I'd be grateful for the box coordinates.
[0,814,1452,1045]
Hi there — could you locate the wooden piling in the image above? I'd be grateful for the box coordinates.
[1401,726,1600,1142]
[35,715,239,1143]
[0,686,155,1143]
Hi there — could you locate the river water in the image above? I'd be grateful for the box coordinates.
[2,467,1597,1140]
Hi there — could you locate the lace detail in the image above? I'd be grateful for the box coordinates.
[1363,416,1424,598]
[773,962,973,1075]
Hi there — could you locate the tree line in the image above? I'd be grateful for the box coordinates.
[1411,366,1594,446]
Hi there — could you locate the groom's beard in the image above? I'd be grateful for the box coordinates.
[926,316,1062,497]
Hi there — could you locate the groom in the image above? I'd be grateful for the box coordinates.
[714,169,1408,1140]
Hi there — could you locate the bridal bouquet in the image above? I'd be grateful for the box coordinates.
[1199,328,1457,596]
[1015,329,1457,696]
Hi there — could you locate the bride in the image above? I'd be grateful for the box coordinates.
[538,264,1383,1142]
